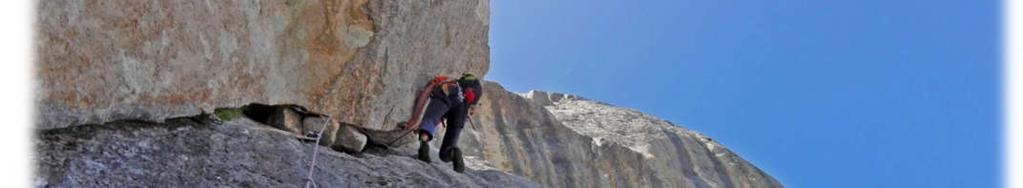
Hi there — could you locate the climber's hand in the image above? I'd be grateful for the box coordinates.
[403,121,416,130]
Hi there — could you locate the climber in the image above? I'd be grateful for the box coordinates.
[404,73,483,173]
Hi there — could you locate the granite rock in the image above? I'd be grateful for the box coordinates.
[526,89,783,188]
[34,116,538,187]
[36,0,490,130]
[270,105,305,135]
[303,115,340,147]
[448,83,783,188]
[333,122,369,152]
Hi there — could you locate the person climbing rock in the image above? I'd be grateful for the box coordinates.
[408,73,482,173]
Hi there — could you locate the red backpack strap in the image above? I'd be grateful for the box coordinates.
[404,75,458,130]
[430,75,449,85]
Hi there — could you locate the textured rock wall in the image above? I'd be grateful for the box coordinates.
[529,90,783,187]
[35,116,537,187]
[36,0,490,130]
[450,83,782,188]
[456,82,606,187]
[437,82,651,187]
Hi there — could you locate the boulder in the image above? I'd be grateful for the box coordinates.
[266,106,304,135]
[302,115,340,147]
[360,122,419,147]
[332,123,368,152]
[36,0,491,130]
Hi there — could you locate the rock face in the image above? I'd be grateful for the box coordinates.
[36,0,490,130]
[447,83,782,188]
[333,123,369,152]
[529,90,782,187]
[35,0,782,187]
[35,116,537,187]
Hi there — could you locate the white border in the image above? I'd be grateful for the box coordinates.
[1007,0,1021,187]
[0,0,32,187]
[0,1,1016,187]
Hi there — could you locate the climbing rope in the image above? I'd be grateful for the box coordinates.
[387,97,433,146]
[303,118,330,188]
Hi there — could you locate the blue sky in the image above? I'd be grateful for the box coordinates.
[488,0,1000,187]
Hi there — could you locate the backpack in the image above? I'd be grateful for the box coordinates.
[430,74,482,105]
[403,74,482,130]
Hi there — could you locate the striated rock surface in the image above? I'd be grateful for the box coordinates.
[449,83,782,188]
[457,82,610,187]
[525,90,782,187]
[36,0,490,130]
[35,116,537,187]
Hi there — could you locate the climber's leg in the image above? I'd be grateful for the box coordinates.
[438,102,468,162]
[417,98,451,142]
[416,97,450,163]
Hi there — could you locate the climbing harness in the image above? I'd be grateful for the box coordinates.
[303,117,331,188]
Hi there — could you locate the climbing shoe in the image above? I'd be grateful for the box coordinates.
[452,148,465,173]
[417,141,431,163]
